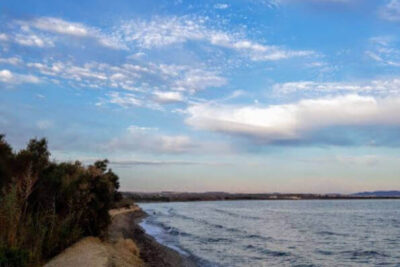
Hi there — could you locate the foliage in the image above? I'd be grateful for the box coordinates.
[0,135,121,266]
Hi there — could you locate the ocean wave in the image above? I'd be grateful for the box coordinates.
[165,209,246,234]
[145,219,195,238]
[212,208,261,220]
[140,200,400,267]
[340,250,390,259]
[244,244,291,257]
[145,218,235,244]
[245,234,275,242]
[315,249,334,256]
[315,230,349,237]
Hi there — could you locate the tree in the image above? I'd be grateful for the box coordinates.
[0,136,122,266]
[0,135,14,190]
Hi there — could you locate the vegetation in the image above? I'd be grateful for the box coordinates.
[0,135,121,266]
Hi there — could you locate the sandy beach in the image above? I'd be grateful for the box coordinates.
[110,207,196,267]
[45,206,196,267]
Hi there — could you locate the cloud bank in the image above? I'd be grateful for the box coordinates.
[186,94,400,143]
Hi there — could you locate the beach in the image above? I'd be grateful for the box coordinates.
[109,206,196,267]
[45,205,195,267]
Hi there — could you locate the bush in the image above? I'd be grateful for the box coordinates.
[0,135,121,266]
[0,246,29,267]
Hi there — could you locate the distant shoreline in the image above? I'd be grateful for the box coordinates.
[123,191,400,203]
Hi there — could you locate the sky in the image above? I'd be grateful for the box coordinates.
[1,0,400,193]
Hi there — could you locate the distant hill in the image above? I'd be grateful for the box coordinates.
[352,191,400,197]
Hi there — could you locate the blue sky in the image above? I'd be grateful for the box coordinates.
[1,0,400,193]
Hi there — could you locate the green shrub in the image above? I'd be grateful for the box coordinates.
[0,246,29,267]
[0,135,121,266]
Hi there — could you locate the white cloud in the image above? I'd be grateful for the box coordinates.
[107,91,166,110]
[36,120,53,130]
[26,60,147,90]
[210,34,314,60]
[173,69,227,93]
[158,64,188,77]
[186,94,400,142]
[30,17,89,37]
[109,159,217,166]
[121,16,207,48]
[155,64,227,93]
[120,16,314,61]
[273,78,400,95]
[379,0,400,22]
[14,33,54,48]
[225,90,247,100]
[24,58,225,109]
[159,135,193,153]
[15,17,126,50]
[105,125,234,155]
[366,36,400,67]
[0,70,13,82]
[107,125,194,153]
[24,57,224,101]
[304,154,384,166]
[0,34,8,41]
[214,3,229,9]
[153,91,184,103]
[0,69,40,84]
[274,0,358,6]
[0,57,22,65]
[287,0,352,2]
[108,92,143,107]
[335,155,380,166]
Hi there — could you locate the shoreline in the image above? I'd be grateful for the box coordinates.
[133,198,400,204]
[45,206,196,267]
[108,206,197,267]
[124,191,400,203]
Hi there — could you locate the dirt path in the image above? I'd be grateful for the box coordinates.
[44,206,144,267]
[45,205,196,267]
[109,206,141,218]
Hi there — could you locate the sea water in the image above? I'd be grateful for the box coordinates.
[139,200,400,266]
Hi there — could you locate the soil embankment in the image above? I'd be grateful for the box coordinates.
[45,205,196,267]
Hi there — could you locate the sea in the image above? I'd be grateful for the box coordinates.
[139,200,400,267]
